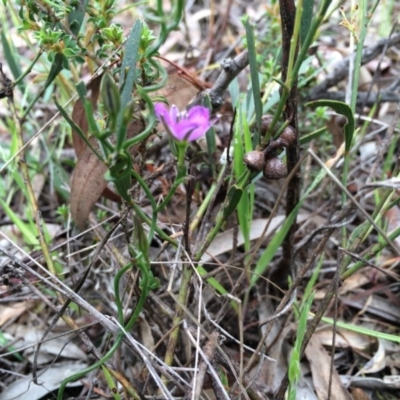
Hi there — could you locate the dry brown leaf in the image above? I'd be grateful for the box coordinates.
[155,73,199,111]
[249,306,291,393]
[305,335,352,400]
[70,75,111,228]
[341,294,400,324]
[0,302,32,327]
[350,387,371,400]
[200,214,311,263]
[139,315,155,351]
[70,69,146,227]
[339,268,373,295]
[70,118,144,228]
[7,324,87,364]
[314,326,374,351]
[70,137,109,229]
[365,57,392,74]
[356,339,386,376]
[0,362,88,400]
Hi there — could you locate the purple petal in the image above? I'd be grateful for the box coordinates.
[187,127,208,141]
[154,103,173,127]
[169,105,180,124]
[187,106,211,128]
[155,103,214,142]
[173,121,198,141]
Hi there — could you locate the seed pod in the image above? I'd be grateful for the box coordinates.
[260,114,274,135]
[279,126,296,147]
[263,157,287,180]
[243,150,265,172]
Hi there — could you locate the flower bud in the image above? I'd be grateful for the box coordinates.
[243,150,265,171]
[263,157,287,180]
[260,114,274,134]
[279,126,296,147]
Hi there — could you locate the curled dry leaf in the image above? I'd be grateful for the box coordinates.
[356,339,386,376]
[70,138,109,229]
[70,75,111,229]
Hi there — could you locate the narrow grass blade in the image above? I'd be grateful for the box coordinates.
[250,147,344,287]
[0,30,24,91]
[117,20,142,143]
[0,197,37,245]
[244,18,262,146]
[300,0,314,46]
[319,316,400,344]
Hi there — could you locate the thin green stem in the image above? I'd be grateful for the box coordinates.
[156,144,187,212]
[262,0,331,146]
[130,169,158,243]
[14,49,44,87]
[341,224,400,280]
[130,201,177,247]
[189,179,219,233]
[123,87,156,149]
[286,0,303,89]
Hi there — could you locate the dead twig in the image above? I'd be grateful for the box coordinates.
[309,32,400,100]
[193,50,249,112]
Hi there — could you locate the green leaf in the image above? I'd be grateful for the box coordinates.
[288,350,300,382]
[43,53,66,89]
[133,214,149,263]
[223,185,243,219]
[0,30,24,91]
[299,126,326,144]
[108,151,132,202]
[75,81,87,101]
[195,265,228,296]
[251,155,332,287]
[300,0,314,46]
[119,21,142,97]
[101,365,121,400]
[244,18,262,146]
[306,100,354,152]
[0,197,38,245]
[116,20,142,151]
[100,72,120,118]
[250,206,299,287]
[68,0,88,36]
[0,330,23,361]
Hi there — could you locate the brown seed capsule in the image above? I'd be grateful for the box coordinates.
[279,126,296,147]
[243,150,265,172]
[260,114,274,135]
[263,157,287,180]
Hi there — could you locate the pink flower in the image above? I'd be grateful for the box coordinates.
[154,103,213,142]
